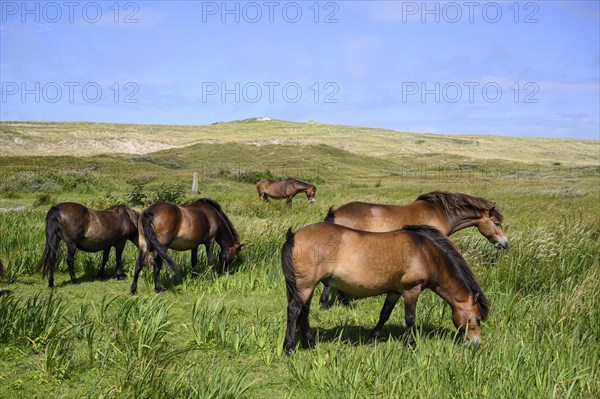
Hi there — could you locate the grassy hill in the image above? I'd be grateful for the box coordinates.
[1,119,597,166]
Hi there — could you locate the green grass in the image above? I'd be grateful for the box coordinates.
[0,120,598,398]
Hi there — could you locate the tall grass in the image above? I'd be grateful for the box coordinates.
[0,144,598,398]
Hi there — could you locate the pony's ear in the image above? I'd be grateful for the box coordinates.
[488,206,496,217]
[473,292,480,304]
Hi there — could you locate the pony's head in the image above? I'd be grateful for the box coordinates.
[452,292,487,348]
[475,206,508,249]
[305,186,317,203]
[220,242,244,272]
[417,191,508,249]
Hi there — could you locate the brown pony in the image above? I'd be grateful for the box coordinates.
[320,190,507,309]
[38,202,140,288]
[130,198,243,294]
[281,223,489,354]
[257,178,316,207]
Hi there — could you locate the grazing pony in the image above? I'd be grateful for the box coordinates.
[38,203,140,288]
[320,190,506,309]
[130,198,243,294]
[281,223,489,354]
[257,178,316,207]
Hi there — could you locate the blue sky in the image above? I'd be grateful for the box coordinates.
[1,1,599,139]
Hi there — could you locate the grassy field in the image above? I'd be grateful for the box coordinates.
[0,120,598,398]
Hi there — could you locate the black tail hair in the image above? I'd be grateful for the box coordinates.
[323,207,336,223]
[402,224,490,320]
[0,259,4,276]
[38,206,63,276]
[141,211,181,281]
[281,227,297,302]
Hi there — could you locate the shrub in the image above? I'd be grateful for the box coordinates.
[131,156,180,169]
[33,192,56,207]
[147,183,185,205]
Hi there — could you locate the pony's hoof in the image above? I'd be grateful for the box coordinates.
[301,338,316,350]
[116,274,126,281]
[319,303,330,311]
[155,287,165,294]
[97,273,106,280]
[367,332,380,344]
[71,279,80,285]
[283,343,295,355]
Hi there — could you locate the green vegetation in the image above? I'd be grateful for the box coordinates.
[0,120,598,398]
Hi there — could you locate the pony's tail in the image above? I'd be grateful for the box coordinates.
[38,206,62,277]
[141,211,181,281]
[281,227,297,302]
[323,207,336,223]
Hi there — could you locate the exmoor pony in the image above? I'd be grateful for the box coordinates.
[320,190,506,309]
[257,178,316,207]
[130,198,242,294]
[281,223,489,354]
[38,203,139,288]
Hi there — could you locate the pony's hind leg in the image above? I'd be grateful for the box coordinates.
[319,283,350,311]
[98,248,110,280]
[319,284,332,310]
[284,295,303,355]
[368,292,401,343]
[66,243,78,284]
[130,248,147,295]
[298,295,315,349]
[284,288,314,354]
[153,256,164,293]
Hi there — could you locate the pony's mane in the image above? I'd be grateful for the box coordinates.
[402,224,490,319]
[108,204,139,224]
[192,198,240,242]
[416,191,504,222]
[286,178,315,188]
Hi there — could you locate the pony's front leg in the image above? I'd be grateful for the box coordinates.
[402,286,421,348]
[97,248,110,280]
[205,240,215,279]
[66,243,78,284]
[286,197,293,207]
[114,241,127,280]
[191,247,198,269]
[367,292,401,343]
[130,248,147,295]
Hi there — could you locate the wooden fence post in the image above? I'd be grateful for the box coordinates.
[192,172,199,194]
